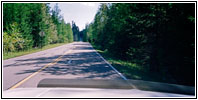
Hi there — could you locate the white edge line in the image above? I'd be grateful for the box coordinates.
[89,43,127,80]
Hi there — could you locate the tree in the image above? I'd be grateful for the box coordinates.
[65,23,74,42]
[85,3,195,86]
[72,21,80,41]
[3,3,73,52]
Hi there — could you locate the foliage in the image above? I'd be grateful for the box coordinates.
[3,3,73,53]
[72,21,80,41]
[85,3,195,86]
[3,23,29,52]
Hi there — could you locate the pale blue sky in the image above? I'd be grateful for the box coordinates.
[50,3,100,31]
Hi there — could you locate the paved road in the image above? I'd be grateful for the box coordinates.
[3,42,124,90]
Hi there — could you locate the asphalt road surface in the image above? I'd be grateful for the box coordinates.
[3,42,124,90]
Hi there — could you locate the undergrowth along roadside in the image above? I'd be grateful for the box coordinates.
[3,43,67,60]
[92,44,177,85]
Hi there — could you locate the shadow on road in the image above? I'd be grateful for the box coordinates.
[10,44,119,79]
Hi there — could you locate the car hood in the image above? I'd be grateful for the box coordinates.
[3,88,194,98]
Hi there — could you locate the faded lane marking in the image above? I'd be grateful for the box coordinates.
[67,60,72,64]
[9,47,75,90]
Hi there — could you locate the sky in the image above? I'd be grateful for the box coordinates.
[50,3,100,31]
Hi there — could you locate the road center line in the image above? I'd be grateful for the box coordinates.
[9,48,74,90]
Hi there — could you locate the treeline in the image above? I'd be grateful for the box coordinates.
[84,3,195,86]
[72,21,83,41]
[3,3,73,52]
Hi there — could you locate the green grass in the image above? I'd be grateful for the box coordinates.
[3,43,68,60]
[93,45,173,83]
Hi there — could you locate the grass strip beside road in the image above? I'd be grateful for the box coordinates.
[3,43,67,60]
[92,44,176,85]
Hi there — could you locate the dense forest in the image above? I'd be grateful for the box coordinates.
[72,21,81,41]
[3,3,73,53]
[83,3,195,86]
